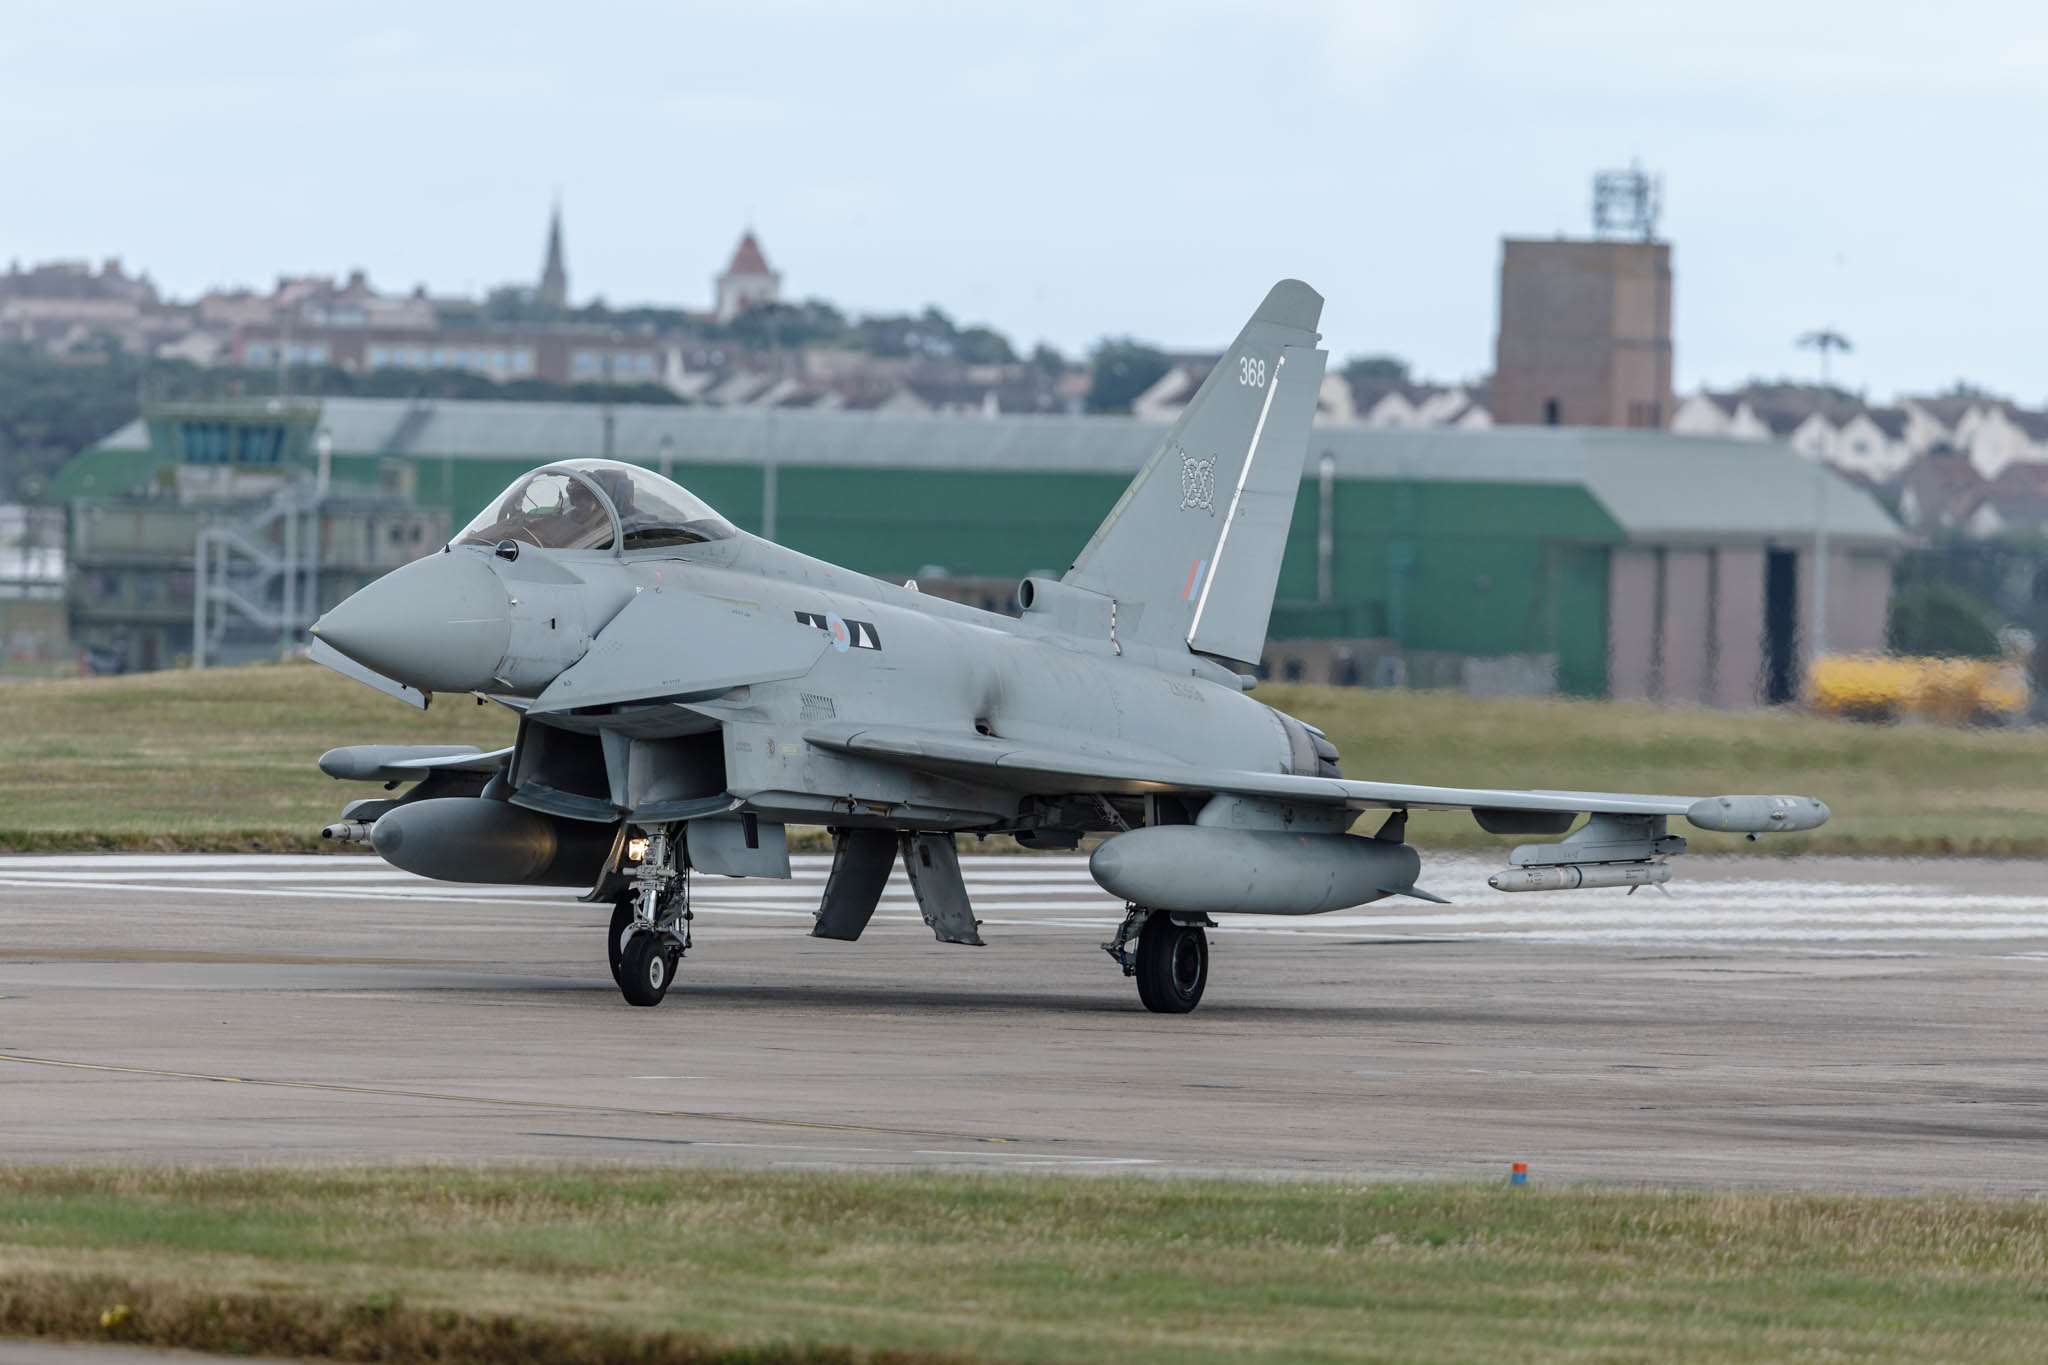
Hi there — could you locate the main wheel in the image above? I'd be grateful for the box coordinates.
[618,932,676,1007]
[607,901,635,987]
[1134,912,1207,1014]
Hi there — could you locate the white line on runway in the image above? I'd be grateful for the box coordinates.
[12,856,2048,951]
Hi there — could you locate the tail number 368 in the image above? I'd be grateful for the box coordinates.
[1237,356,1267,388]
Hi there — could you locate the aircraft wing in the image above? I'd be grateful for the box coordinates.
[804,723,1826,834]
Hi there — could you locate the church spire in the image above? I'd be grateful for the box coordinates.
[538,201,567,310]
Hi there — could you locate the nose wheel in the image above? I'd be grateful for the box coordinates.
[609,899,683,1006]
[618,930,677,1006]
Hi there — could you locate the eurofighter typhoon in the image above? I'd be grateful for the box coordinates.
[309,281,1828,1012]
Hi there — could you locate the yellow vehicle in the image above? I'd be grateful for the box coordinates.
[1809,654,2027,726]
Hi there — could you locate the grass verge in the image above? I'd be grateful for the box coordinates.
[2,1168,2045,1363]
[0,663,2042,854]
[1259,681,2048,857]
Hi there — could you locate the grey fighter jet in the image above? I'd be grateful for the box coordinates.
[310,280,1828,1012]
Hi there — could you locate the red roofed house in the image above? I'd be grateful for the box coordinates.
[714,231,782,323]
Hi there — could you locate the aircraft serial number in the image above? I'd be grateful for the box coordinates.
[1237,356,1267,388]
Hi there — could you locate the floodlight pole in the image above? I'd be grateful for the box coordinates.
[192,530,208,670]
[1796,328,1852,669]
[1316,452,1336,603]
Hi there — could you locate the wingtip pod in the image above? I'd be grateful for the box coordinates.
[1252,279,1323,333]
[1685,795,1831,834]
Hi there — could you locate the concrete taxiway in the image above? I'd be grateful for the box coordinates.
[1,851,2045,1191]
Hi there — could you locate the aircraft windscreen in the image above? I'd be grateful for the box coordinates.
[454,461,737,554]
[454,470,616,551]
[557,460,737,551]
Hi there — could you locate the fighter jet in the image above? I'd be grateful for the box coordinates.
[309,280,1828,1012]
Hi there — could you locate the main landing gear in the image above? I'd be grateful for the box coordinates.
[609,827,690,1007]
[1103,906,1213,1014]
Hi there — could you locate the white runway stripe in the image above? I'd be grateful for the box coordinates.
[9,854,2048,949]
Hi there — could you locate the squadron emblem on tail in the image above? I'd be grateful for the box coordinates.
[1178,451,1216,514]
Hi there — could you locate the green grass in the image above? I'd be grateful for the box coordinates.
[0,663,514,852]
[2,1169,2045,1363]
[0,663,2040,853]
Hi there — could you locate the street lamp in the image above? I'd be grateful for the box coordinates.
[1795,328,1852,666]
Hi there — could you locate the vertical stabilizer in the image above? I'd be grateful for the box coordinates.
[1063,280,1327,666]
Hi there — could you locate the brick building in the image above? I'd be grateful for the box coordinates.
[1493,239,1674,429]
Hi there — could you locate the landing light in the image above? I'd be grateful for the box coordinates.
[626,836,650,862]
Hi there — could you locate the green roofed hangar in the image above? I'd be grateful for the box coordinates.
[53,396,1902,703]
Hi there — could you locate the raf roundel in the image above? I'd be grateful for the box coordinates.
[824,612,852,652]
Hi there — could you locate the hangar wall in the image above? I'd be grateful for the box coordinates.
[1607,544,1893,706]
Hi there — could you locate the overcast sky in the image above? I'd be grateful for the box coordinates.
[5,1,2044,400]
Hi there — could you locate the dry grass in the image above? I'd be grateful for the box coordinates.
[0,663,2039,854]
[0,662,513,852]
[2,1168,2046,1363]
[1259,682,2048,856]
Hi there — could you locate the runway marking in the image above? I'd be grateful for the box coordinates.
[0,948,439,966]
[0,1052,1022,1144]
[13,855,2048,954]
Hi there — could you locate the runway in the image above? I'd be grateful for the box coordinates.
[2,850,2046,1190]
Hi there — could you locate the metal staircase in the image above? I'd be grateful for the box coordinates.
[191,482,322,668]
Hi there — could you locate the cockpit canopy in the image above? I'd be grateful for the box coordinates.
[453,459,737,553]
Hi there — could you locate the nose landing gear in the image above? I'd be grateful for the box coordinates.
[608,827,690,1007]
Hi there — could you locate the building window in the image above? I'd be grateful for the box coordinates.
[573,350,599,376]
[233,425,286,464]
[178,423,230,464]
[512,349,534,374]
[245,343,271,365]
[166,421,281,465]
[369,346,389,366]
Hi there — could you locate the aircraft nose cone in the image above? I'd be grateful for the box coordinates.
[311,551,511,694]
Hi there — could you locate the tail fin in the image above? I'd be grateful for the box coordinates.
[1064,279,1327,667]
